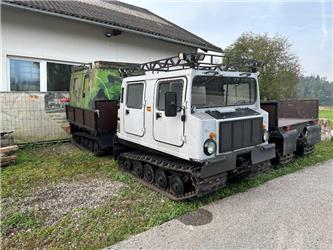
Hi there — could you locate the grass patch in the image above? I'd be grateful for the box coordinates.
[1,211,41,237]
[1,141,332,249]
[319,106,333,124]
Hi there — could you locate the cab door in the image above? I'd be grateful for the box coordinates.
[153,78,185,146]
[124,82,145,136]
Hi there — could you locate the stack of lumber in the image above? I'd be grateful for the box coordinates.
[0,145,18,167]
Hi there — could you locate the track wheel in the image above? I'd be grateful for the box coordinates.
[120,158,132,172]
[82,138,88,148]
[169,176,184,196]
[143,164,154,183]
[93,141,100,155]
[88,140,94,151]
[155,169,168,189]
[133,161,143,178]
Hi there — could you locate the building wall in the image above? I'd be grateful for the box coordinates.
[0,6,196,143]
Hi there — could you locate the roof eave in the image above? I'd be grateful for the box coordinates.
[2,2,222,52]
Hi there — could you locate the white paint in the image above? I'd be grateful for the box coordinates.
[123,81,146,137]
[153,77,187,146]
[118,68,268,162]
[39,61,47,93]
[1,6,195,91]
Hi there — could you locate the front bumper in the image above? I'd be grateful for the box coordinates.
[199,143,276,178]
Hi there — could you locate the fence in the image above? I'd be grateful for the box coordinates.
[0,92,71,144]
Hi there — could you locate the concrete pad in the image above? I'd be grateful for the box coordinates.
[110,160,333,250]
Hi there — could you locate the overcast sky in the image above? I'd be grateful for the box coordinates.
[123,0,332,81]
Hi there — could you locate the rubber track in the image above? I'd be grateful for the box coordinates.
[119,151,228,201]
[72,133,105,155]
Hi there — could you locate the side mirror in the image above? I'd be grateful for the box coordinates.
[165,92,177,117]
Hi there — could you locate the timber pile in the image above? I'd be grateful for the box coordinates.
[0,145,18,167]
[1,131,17,167]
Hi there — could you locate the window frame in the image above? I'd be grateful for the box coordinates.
[46,61,76,92]
[6,55,80,92]
[155,78,185,112]
[191,75,257,109]
[8,57,43,92]
[224,77,257,106]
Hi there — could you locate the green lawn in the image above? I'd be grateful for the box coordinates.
[319,107,333,124]
[1,140,333,249]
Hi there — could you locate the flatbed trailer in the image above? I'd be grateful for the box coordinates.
[261,99,321,164]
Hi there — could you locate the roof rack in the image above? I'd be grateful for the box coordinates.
[140,53,264,73]
[72,61,143,76]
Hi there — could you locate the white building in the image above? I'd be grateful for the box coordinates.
[0,0,220,143]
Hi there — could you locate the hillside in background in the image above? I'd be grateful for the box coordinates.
[296,76,333,106]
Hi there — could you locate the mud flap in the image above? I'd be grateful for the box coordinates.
[200,154,236,179]
[306,124,321,145]
[281,129,299,156]
[251,143,276,164]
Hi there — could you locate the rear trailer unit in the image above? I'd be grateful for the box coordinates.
[66,61,139,154]
[66,101,118,155]
[261,99,321,164]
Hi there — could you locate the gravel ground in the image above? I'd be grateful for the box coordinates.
[32,143,78,156]
[3,178,123,225]
[111,160,333,250]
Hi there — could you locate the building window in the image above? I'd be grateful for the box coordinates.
[6,56,78,92]
[10,59,40,91]
[47,62,74,91]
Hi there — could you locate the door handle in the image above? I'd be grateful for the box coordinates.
[156,112,162,119]
[125,109,130,115]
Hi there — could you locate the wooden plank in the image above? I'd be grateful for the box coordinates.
[1,155,16,166]
[1,160,16,167]
[0,145,18,154]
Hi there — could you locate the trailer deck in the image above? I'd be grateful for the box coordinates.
[278,118,313,127]
[261,99,319,129]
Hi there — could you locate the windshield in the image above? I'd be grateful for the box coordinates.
[191,76,257,108]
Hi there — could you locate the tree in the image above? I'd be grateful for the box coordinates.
[224,32,301,100]
[296,75,333,106]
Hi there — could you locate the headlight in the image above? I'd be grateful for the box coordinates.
[204,139,216,156]
[263,129,269,142]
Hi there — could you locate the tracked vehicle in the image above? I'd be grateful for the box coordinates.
[66,61,139,154]
[67,53,321,200]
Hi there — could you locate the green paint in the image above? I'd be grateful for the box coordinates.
[69,66,123,110]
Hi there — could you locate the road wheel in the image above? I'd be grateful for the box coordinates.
[76,136,82,145]
[89,140,94,151]
[83,137,88,148]
[143,164,155,183]
[170,176,184,196]
[93,141,103,156]
[121,159,132,172]
[133,161,143,178]
[155,169,168,189]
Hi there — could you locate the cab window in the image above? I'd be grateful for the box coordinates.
[157,79,184,111]
[126,83,144,109]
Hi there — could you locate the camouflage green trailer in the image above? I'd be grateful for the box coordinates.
[66,61,139,154]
